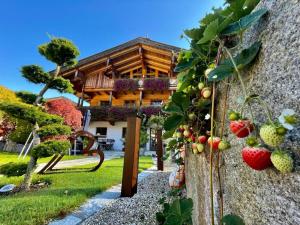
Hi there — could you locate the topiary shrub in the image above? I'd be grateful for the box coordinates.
[16,91,43,105]
[0,162,28,177]
[0,102,63,126]
[8,119,33,144]
[31,140,71,158]
[36,123,71,139]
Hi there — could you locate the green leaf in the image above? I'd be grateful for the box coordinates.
[221,214,245,225]
[163,102,183,114]
[243,0,260,11]
[198,19,219,44]
[208,42,261,82]
[233,41,261,68]
[164,114,184,131]
[222,8,268,35]
[165,198,193,225]
[207,64,235,82]
[163,129,176,139]
[175,57,194,72]
[200,7,224,26]
[171,92,190,111]
[184,28,204,40]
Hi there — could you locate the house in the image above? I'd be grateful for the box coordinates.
[60,37,181,150]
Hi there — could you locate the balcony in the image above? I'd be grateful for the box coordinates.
[84,76,177,92]
[81,105,161,122]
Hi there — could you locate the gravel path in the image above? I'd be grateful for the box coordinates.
[82,171,171,225]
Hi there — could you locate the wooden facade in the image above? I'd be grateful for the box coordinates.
[60,38,181,109]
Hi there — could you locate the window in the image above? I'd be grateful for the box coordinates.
[100,101,110,106]
[122,127,127,138]
[96,127,107,137]
[151,100,163,106]
[124,100,136,107]
[159,72,168,78]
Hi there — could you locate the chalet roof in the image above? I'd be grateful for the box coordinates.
[77,37,181,67]
[60,37,182,76]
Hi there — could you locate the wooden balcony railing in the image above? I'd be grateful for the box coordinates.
[84,74,177,90]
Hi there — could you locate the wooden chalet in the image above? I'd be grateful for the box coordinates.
[60,37,181,150]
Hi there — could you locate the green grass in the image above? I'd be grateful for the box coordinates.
[0,151,88,166]
[0,156,153,225]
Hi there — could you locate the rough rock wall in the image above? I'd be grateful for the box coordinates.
[185,1,300,225]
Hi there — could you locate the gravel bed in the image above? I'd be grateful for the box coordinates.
[82,171,171,225]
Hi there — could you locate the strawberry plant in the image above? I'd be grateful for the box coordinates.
[161,0,297,223]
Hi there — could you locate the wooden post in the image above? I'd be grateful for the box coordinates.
[121,115,141,197]
[156,129,163,171]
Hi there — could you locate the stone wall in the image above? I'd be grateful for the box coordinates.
[185,1,300,225]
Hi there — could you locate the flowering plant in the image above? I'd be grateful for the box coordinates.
[143,78,169,91]
[140,106,161,117]
[113,79,138,92]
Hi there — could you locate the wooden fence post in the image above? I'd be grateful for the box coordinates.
[121,115,141,197]
[156,129,164,171]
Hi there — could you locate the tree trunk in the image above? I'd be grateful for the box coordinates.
[19,124,40,191]
[19,155,37,191]
[34,65,61,105]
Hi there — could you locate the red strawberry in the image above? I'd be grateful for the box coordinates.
[242,147,272,170]
[198,135,207,144]
[207,137,221,150]
[230,120,254,138]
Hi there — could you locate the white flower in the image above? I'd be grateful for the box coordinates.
[205,114,211,120]
[278,109,297,130]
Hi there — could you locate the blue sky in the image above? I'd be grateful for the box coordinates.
[0,0,224,101]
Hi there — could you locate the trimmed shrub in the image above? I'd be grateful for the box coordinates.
[31,140,71,158]
[48,77,74,93]
[37,124,71,139]
[16,91,42,104]
[0,102,63,126]
[114,79,138,92]
[8,119,33,143]
[0,162,28,177]
[38,38,80,66]
[21,65,51,84]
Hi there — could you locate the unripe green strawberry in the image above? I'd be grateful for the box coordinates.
[260,124,285,147]
[196,143,204,153]
[188,113,197,121]
[198,82,205,90]
[271,150,293,173]
[192,148,198,154]
[228,111,240,121]
[218,140,231,151]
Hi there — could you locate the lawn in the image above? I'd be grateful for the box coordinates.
[0,151,88,166]
[0,156,153,225]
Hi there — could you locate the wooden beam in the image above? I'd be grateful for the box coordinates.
[144,53,171,64]
[116,60,142,72]
[113,54,140,66]
[120,65,142,75]
[156,129,163,171]
[147,65,169,73]
[121,115,141,197]
[142,45,172,56]
[144,59,170,68]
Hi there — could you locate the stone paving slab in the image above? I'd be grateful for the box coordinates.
[48,167,157,225]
